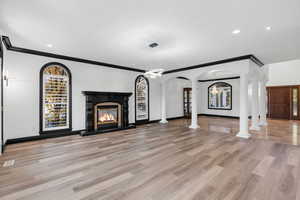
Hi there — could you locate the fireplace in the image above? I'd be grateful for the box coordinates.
[82,91,133,135]
[94,103,121,130]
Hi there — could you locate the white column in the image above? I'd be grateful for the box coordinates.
[236,74,251,138]
[160,81,168,124]
[259,79,268,126]
[250,79,260,130]
[189,79,199,129]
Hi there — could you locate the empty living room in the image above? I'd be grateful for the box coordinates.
[0,0,300,199]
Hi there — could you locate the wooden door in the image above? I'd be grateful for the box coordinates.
[267,87,291,119]
[267,85,300,120]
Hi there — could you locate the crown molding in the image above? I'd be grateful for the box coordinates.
[176,76,240,82]
[176,76,190,80]
[2,36,264,75]
[163,55,264,74]
[1,36,146,73]
[198,76,240,82]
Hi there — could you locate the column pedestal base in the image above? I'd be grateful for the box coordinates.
[189,124,199,129]
[250,125,261,131]
[236,132,251,139]
[160,119,168,124]
[259,121,268,126]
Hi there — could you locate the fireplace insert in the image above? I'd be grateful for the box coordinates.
[94,103,121,130]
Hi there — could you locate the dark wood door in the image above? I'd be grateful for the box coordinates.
[268,87,291,119]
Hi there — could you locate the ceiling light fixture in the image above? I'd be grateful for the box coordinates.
[232,29,241,34]
[211,86,219,95]
[266,26,271,31]
[47,44,53,48]
[144,69,164,79]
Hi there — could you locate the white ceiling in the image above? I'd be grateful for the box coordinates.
[1,0,300,71]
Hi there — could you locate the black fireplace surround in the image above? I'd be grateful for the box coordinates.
[82,91,133,136]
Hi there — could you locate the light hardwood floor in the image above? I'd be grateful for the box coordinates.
[0,116,300,200]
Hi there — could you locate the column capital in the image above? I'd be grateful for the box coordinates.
[160,79,167,85]
[240,72,249,77]
[239,73,250,83]
[190,78,198,84]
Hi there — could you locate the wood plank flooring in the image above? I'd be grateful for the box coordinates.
[1,116,300,200]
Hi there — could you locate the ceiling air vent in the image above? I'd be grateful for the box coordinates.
[149,42,159,48]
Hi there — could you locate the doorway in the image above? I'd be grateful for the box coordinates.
[267,86,299,120]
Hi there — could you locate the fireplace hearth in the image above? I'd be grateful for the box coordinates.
[82,91,134,136]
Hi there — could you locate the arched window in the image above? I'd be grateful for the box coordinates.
[208,82,232,110]
[135,75,149,124]
[40,62,72,134]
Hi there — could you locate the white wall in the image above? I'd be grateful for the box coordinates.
[166,79,191,118]
[267,59,300,86]
[3,51,161,140]
[149,78,162,121]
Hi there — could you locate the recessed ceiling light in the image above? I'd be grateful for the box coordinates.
[47,44,53,48]
[232,29,241,34]
[266,26,271,31]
